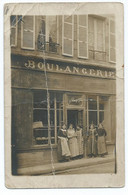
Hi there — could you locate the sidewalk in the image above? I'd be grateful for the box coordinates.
[17,154,115,175]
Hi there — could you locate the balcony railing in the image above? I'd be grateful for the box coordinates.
[89,50,106,62]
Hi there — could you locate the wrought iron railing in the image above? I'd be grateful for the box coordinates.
[89,50,106,61]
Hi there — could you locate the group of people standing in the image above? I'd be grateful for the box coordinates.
[57,123,107,162]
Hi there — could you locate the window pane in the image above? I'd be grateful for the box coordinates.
[56,94,63,109]
[110,48,116,62]
[11,16,16,27]
[33,128,48,145]
[23,31,34,48]
[88,32,94,50]
[49,16,57,43]
[110,20,115,33]
[22,16,34,48]
[50,110,54,126]
[97,20,103,33]
[50,93,54,109]
[64,15,72,23]
[57,110,63,126]
[79,27,87,42]
[89,111,97,126]
[11,28,16,45]
[33,110,48,126]
[79,15,87,27]
[64,39,72,55]
[97,34,103,51]
[99,96,109,110]
[110,34,115,48]
[99,111,104,123]
[23,16,33,31]
[37,16,45,50]
[88,96,97,110]
[88,17,94,32]
[79,42,87,57]
[34,91,47,109]
[64,23,72,39]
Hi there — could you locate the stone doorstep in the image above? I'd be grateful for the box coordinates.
[17,154,115,175]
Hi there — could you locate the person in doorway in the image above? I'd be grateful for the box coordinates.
[76,125,84,158]
[97,123,108,157]
[57,124,71,162]
[86,124,98,158]
[67,124,79,159]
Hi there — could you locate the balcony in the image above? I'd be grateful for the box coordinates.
[89,50,106,62]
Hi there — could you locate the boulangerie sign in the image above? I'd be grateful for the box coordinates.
[24,60,116,79]
[4,2,124,188]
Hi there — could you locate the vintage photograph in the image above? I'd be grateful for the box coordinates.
[11,13,116,176]
[5,3,124,188]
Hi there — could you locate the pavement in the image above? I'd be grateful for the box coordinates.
[17,153,115,175]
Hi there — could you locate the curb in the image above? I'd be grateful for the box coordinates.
[18,156,115,175]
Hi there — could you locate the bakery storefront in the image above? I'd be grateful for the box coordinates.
[11,55,116,174]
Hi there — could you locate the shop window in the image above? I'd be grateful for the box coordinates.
[62,15,74,56]
[109,17,116,63]
[21,16,35,49]
[77,15,88,59]
[33,91,63,146]
[88,16,106,61]
[10,15,17,46]
[88,95,110,131]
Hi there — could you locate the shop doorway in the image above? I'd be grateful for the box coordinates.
[67,110,83,129]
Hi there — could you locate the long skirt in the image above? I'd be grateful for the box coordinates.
[68,137,79,157]
[97,136,107,155]
[87,138,97,156]
[57,137,71,161]
[77,136,83,155]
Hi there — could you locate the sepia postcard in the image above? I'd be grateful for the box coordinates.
[4,2,124,188]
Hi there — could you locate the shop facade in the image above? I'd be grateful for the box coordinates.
[11,14,116,174]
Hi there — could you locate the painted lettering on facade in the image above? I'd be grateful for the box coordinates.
[24,60,115,79]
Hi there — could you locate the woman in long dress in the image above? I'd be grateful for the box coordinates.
[57,124,71,162]
[76,125,84,158]
[86,124,98,158]
[67,124,79,159]
[97,123,107,157]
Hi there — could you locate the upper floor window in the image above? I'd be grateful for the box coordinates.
[10,15,17,46]
[37,16,58,53]
[21,16,35,49]
[88,16,105,61]
[109,17,116,63]
[77,15,88,59]
[62,15,74,56]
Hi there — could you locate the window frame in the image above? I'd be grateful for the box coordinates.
[77,15,88,59]
[32,91,64,147]
[10,15,17,47]
[109,17,116,63]
[21,15,35,50]
[62,15,74,57]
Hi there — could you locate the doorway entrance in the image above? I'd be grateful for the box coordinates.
[67,110,83,129]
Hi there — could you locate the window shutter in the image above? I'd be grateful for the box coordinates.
[10,16,17,46]
[22,16,35,49]
[109,18,116,62]
[62,15,73,56]
[78,15,88,59]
